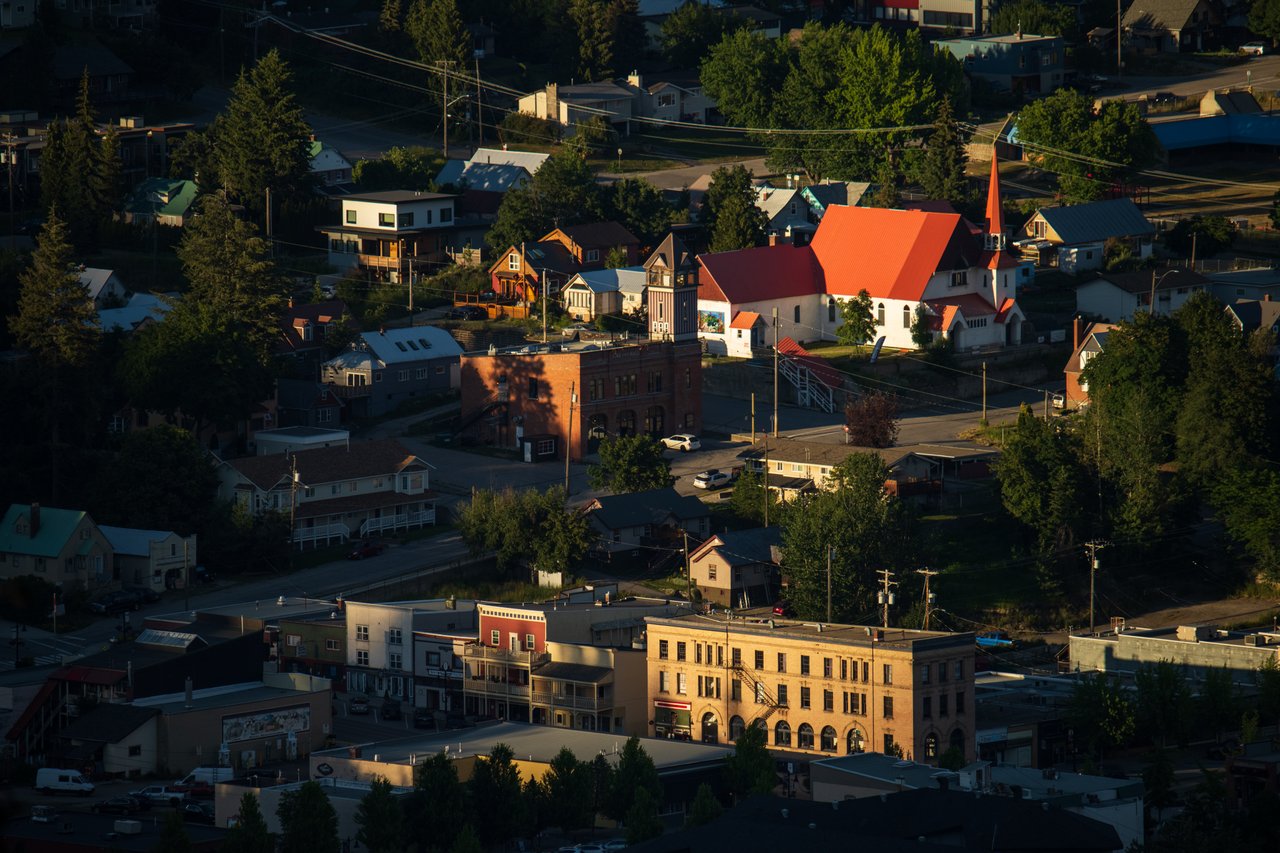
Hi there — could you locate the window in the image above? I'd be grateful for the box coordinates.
[357,650,369,666]
[508,253,520,271]
[793,305,800,323]
[777,652,786,673]
[862,661,869,682]
[884,734,896,754]
[955,660,964,680]
[441,208,453,223]
[388,628,402,645]
[677,642,686,661]
[848,729,865,754]
[775,720,791,747]
[829,299,837,323]
[356,625,369,642]
[426,651,441,666]
[939,694,949,717]
[525,633,535,650]
[398,212,415,227]
[883,696,894,719]
[800,687,811,709]
[729,715,745,740]
[586,249,600,262]
[732,647,742,666]
[882,664,893,685]
[823,689,833,712]
[939,662,948,683]
[416,368,427,380]
[797,723,814,750]
[800,656,810,675]
[921,664,930,684]
[776,684,788,706]
[346,209,357,224]
[951,271,966,288]
[326,639,340,651]
[922,696,932,719]
[129,744,142,757]
[379,212,394,227]
[685,368,691,389]
[731,679,741,701]
[676,673,687,694]
[956,690,965,714]
[925,733,939,759]
[659,640,669,659]
[877,303,885,325]
[823,658,832,678]
[820,726,837,752]
[695,644,702,664]
[903,305,912,328]
[374,371,383,383]
[657,93,676,108]
[389,651,402,669]
[754,650,764,669]
[659,671,669,692]
[840,660,848,680]
[708,565,717,581]
[398,369,410,382]
[490,629,500,645]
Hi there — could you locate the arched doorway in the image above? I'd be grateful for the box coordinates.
[847,728,865,754]
[949,728,965,754]
[820,726,838,752]
[644,405,665,437]
[587,414,608,452]
[701,712,719,744]
[729,716,745,741]
[617,410,636,437]
[924,732,939,760]
[774,720,791,747]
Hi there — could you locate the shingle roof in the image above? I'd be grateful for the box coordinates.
[1226,299,1280,334]
[553,221,640,249]
[753,185,803,222]
[697,244,821,303]
[1036,198,1155,245]
[693,526,781,566]
[59,703,159,745]
[279,299,349,353]
[223,439,428,490]
[0,504,92,558]
[586,487,709,529]
[466,147,550,174]
[1090,267,1207,294]
[808,205,977,300]
[358,326,464,364]
[1123,0,1205,30]
[646,232,695,270]
[99,525,181,557]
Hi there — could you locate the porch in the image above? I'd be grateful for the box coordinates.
[359,508,435,537]
[291,522,351,548]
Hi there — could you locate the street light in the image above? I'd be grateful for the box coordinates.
[1149,268,1181,315]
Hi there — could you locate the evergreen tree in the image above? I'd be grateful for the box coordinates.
[605,737,662,822]
[450,825,483,853]
[703,164,765,252]
[724,724,775,799]
[355,776,406,853]
[223,792,275,853]
[152,809,193,853]
[11,210,99,369]
[686,782,724,826]
[214,49,314,214]
[175,193,287,360]
[868,157,899,209]
[38,72,119,250]
[661,0,730,67]
[468,743,523,847]
[570,0,617,81]
[408,751,467,852]
[605,177,675,248]
[94,124,122,212]
[277,781,340,853]
[544,747,592,833]
[612,0,646,73]
[918,97,969,205]
[407,0,469,84]
[378,0,401,31]
[729,468,778,526]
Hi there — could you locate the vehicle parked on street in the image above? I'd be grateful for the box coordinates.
[347,540,386,560]
[447,305,488,321]
[129,786,187,807]
[181,801,216,824]
[349,696,371,715]
[692,468,738,489]
[30,805,58,823]
[176,766,234,787]
[661,433,701,452]
[381,698,402,721]
[772,601,794,617]
[562,322,594,338]
[1241,41,1266,55]
[413,708,435,729]
[89,590,141,615]
[35,769,95,796]
[125,586,161,603]
[92,796,147,815]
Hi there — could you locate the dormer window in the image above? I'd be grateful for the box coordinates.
[301,323,313,342]
[508,253,520,271]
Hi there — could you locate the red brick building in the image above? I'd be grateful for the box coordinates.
[460,233,702,460]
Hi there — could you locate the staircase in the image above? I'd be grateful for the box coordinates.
[453,386,510,435]
[775,337,842,413]
[730,662,784,726]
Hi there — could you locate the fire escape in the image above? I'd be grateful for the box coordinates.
[730,662,784,725]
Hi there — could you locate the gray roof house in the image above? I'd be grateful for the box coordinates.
[321,326,463,419]
[562,266,647,321]
[79,267,127,309]
[99,525,197,594]
[583,487,711,553]
[97,292,172,333]
[754,184,813,245]
[1018,198,1155,273]
[435,160,532,192]
[1076,268,1209,322]
[688,526,782,609]
[1122,0,1220,52]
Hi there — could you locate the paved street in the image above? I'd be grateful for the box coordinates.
[1104,53,1280,102]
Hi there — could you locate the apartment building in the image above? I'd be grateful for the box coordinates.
[343,599,479,703]
[644,614,975,764]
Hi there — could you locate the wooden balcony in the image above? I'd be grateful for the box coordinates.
[359,509,435,538]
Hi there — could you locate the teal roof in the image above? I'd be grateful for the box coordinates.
[124,178,199,218]
[0,504,90,558]
[308,140,324,158]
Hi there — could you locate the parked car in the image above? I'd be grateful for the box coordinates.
[89,590,141,615]
[692,468,737,490]
[413,708,435,729]
[35,769,95,796]
[1150,91,1177,105]
[772,601,794,617]
[602,841,629,851]
[181,801,216,824]
[381,699,402,721]
[349,696,371,715]
[447,305,487,320]
[124,586,161,603]
[562,322,594,338]
[661,434,702,452]
[347,541,386,560]
[129,786,187,807]
[1241,41,1266,55]
[92,796,146,815]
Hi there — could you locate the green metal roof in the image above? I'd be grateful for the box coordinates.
[123,178,199,218]
[0,504,90,558]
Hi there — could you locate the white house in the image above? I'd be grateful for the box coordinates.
[308,140,353,187]
[79,267,127,308]
[754,183,813,245]
[561,266,646,320]
[1016,198,1154,273]
[318,191,458,282]
[99,525,197,593]
[1075,268,1209,322]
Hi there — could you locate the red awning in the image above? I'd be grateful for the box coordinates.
[654,700,692,710]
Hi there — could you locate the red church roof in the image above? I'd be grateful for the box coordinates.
[808,206,977,301]
[698,244,821,304]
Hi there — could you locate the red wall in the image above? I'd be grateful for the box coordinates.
[480,613,547,652]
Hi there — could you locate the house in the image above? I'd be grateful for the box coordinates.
[1064,320,1118,408]
[277,298,350,377]
[278,608,347,686]
[467,21,496,57]
[695,157,1026,356]
[440,146,551,179]
[1075,268,1209,322]
[98,525,197,594]
[1200,88,1262,116]
[58,703,160,778]
[435,161,532,220]
[485,221,641,308]
[645,611,976,759]
[935,32,1065,95]
[737,439,945,500]
[869,0,982,33]
[320,325,463,418]
[120,177,198,227]
[97,291,172,333]
[79,267,127,308]
[0,503,113,590]
[110,116,194,186]
[801,181,871,221]
[308,139,353,187]
[53,41,133,103]
[1123,0,1220,52]
[252,425,350,456]
[641,70,717,124]
[517,72,718,132]
[1016,198,1155,272]
[687,527,781,608]
[754,183,813,245]
[273,380,346,429]
[562,266,647,321]
[215,438,436,547]
[318,191,459,283]
[1206,268,1280,304]
[1,0,36,27]
[582,487,711,553]
[1225,298,1280,371]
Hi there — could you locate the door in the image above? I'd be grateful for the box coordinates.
[509,633,519,652]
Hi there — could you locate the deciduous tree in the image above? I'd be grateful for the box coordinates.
[661,0,731,66]
[589,434,673,493]
[1068,673,1134,762]
[724,724,775,800]
[729,468,778,526]
[92,425,218,534]
[835,289,875,349]
[686,782,724,826]
[487,149,604,250]
[223,792,275,853]
[625,787,664,845]
[605,178,675,248]
[843,391,900,449]
[703,164,765,252]
[989,0,1076,36]
[153,810,193,853]
[544,747,592,833]
[277,781,339,853]
[354,146,444,191]
[355,776,406,853]
[1135,660,1193,747]
[1165,215,1237,258]
[457,486,592,577]
[605,737,661,822]
[408,751,467,852]
[868,157,900,209]
[468,743,523,847]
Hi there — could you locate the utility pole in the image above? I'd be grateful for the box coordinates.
[826,546,834,623]
[265,187,273,253]
[917,569,938,630]
[439,61,454,158]
[1085,541,1107,636]
[877,569,897,629]
[981,362,987,424]
[684,529,692,599]
[541,267,547,343]
[772,307,779,437]
[750,391,756,443]
[475,56,484,145]
[564,382,576,495]
[762,438,770,528]
[1044,389,1050,422]
[3,132,16,251]
[1116,0,1123,78]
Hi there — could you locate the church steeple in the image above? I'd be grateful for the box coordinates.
[985,154,1007,252]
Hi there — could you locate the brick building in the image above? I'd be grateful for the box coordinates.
[459,233,703,460]
[644,613,976,764]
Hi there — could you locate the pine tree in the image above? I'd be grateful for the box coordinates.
[570,0,617,82]
[869,157,900,209]
[611,0,645,74]
[152,810,193,853]
[11,209,99,368]
[93,123,122,214]
[223,792,275,853]
[214,49,313,214]
[704,164,766,252]
[277,781,340,853]
[354,776,406,853]
[378,0,402,31]
[407,0,468,85]
[918,97,969,206]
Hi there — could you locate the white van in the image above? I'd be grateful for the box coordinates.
[35,768,95,796]
[177,766,234,786]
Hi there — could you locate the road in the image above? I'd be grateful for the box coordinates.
[1102,53,1280,102]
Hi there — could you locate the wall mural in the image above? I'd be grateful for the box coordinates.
[221,704,310,744]
[697,310,725,334]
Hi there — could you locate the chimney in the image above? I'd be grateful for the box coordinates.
[184,677,193,708]
[1265,293,1271,301]
[29,503,40,537]
[546,83,559,122]
[1073,316,1081,351]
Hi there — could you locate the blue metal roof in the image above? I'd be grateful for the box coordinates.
[1154,114,1280,150]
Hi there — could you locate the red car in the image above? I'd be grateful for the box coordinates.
[347,541,386,560]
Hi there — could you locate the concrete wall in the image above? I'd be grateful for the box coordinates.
[1069,631,1279,683]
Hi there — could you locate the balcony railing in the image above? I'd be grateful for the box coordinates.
[360,509,435,538]
[462,646,550,667]
[465,678,530,699]
[292,522,350,548]
[531,692,610,711]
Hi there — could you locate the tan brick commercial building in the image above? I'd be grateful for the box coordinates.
[644,614,975,765]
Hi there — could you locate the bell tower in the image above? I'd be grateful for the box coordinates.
[984,154,1008,252]
[643,232,699,343]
